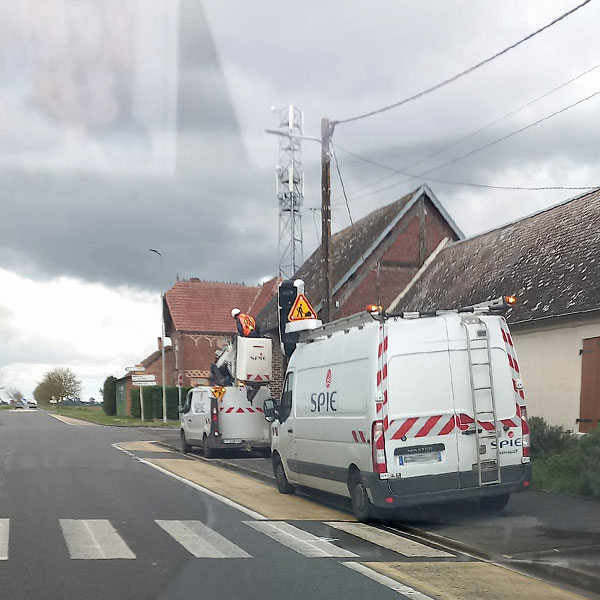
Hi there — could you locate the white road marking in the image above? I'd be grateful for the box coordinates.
[325,522,453,558]
[59,519,135,559]
[343,562,434,599]
[244,521,358,558]
[0,519,9,560]
[111,443,266,520]
[156,520,251,558]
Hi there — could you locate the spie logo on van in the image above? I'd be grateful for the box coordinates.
[250,352,266,361]
[310,369,337,412]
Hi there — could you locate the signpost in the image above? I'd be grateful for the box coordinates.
[132,374,156,383]
[177,373,183,410]
[129,372,156,421]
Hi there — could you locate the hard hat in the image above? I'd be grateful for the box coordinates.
[231,308,241,318]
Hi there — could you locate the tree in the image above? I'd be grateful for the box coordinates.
[6,388,23,405]
[34,368,82,405]
[102,376,117,416]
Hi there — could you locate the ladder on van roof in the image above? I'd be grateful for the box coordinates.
[460,315,502,486]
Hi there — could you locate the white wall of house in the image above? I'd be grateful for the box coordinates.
[512,317,600,432]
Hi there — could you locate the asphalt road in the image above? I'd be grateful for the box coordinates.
[0,410,430,600]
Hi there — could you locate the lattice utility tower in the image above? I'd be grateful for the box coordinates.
[274,105,304,279]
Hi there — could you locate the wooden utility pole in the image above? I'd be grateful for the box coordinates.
[321,117,333,323]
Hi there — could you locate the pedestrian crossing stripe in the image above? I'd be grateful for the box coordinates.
[0,519,8,560]
[156,520,250,558]
[244,521,358,558]
[59,519,136,560]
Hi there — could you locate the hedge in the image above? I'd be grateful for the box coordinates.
[530,417,600,498]
[102,376,117,416]
[130,385,190,421]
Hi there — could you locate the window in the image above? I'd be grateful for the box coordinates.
[279,372,294,423]
[181,390,192,414]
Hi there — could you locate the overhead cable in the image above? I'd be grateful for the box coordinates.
[334,0,593,125]
[332,87,600,200]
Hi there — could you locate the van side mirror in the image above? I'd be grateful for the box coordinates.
[263,398,277,423]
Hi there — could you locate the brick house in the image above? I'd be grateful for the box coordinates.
[115,339,175,417]
[163,277,279,389]
[392,188,600,432]
[257,185,463,397]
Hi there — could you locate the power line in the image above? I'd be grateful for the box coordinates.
[332,87,600,199]
[331,144,367,266]
[334,0,593,126]
[336,62,599,200]
[399,62,600,174]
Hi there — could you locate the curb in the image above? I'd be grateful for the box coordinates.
[153,441,277,486]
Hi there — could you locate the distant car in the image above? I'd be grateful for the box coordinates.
[14,400,25,409]
[28,399,37,409]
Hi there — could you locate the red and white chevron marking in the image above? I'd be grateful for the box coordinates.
[245,374,270,382]
[376,326,391,432]
[219,406,264,414]
[388,414,457,439]
[351,430,369,443]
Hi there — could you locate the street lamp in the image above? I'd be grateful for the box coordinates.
[149,249,168,424]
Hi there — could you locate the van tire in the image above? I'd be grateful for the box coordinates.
[274,456,294,494]
[180,430,192,454]
[350,473,376,523]
[203,435,215,459]
[479,493,510,511]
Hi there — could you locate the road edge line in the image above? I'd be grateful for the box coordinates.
[112,443,267,521]
[342,562,434,599]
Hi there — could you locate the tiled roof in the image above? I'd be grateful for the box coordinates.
[258,185,462,330]
[395,188,600,324]
[165,279,276,333]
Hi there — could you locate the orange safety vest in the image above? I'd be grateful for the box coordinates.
[238,313,256,337]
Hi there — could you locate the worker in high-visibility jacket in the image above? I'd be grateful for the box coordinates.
[231,308,259,337]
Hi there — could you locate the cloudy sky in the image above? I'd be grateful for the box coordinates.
[1,0,599,401]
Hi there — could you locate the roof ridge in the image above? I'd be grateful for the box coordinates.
[444,187,600,249]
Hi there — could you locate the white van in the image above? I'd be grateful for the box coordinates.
[265,302,532,521]
[180,385,271,457]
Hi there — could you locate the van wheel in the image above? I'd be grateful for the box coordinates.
[350,473,376,523]
[203,435,215,459]
[479,493,510,511]
[180,431,192,454]
[274,456,294,494]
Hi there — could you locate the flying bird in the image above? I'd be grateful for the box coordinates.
[148,248,162,256]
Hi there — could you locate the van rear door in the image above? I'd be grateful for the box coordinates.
[446,315,523,488]
[384,318,460,485]
[218,387,271,443]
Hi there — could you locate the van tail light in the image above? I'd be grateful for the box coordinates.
[372,420,387,474]
[520,405,530,462]
[210,397,219,434]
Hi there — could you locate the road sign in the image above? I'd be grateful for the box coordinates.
[125,365,145,372]
[177,373,183,388]
[134,381,155,387]
[132,374,156,383]
[211,386,226,401]
[288,293,317,321]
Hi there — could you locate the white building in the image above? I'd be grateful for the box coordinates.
[392,188,600,433]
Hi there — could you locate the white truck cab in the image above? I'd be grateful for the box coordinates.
[265,299,532,521]
[180,336,273,456]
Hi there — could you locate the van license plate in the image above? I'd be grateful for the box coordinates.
[399,451,441,465]
[223,439,242,444]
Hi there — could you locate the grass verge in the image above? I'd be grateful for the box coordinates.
[46,405,179,428]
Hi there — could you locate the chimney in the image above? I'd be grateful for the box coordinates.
[158,337,163,351]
